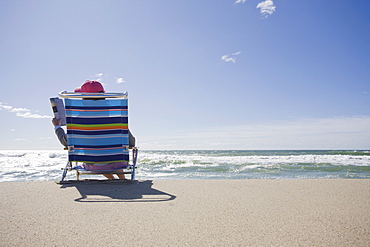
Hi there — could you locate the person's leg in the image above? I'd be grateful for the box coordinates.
[115,169,126,179]
[103,174,115,179]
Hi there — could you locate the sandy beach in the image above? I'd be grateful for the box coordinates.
[1,179,369,246]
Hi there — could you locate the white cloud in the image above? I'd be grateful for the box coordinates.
[256,0,276,18]
[116,78,125,84]
[221,51,242,63]
[139,116,370,150]
[0,104,12,110]
[14,138,26,141]
[221,55,236,63]
[15,112,51,119]
[90,73,106,82]
[95,73,104,79]
[10,107,30,113]
[234,0,277,18]
[0,102,51,119]
[38,137,51,140]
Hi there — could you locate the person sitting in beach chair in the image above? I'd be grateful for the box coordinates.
[52,80,137,181]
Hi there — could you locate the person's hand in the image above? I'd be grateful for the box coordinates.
[52,118,62,127]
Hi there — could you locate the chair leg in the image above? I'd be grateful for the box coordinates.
[131,148,138,181]
[61,161,71,182]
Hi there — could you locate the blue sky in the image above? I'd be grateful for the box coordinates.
[1,0,369,150]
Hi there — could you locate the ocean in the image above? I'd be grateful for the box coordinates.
[0,150,369,182]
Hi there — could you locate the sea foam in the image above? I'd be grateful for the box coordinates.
[0,150,369,182]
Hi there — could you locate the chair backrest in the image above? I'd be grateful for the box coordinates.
[65,98,129,164]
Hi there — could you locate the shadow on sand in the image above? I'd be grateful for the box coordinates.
[58,180,176,203]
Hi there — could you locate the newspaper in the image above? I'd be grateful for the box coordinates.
[49,97,66,126]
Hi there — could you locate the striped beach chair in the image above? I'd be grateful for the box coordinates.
[59,92,138,182]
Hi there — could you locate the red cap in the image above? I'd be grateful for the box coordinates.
[74,80,105,93]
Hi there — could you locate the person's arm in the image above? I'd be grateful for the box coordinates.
[128,130,136,148]
[52,118,68,148]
